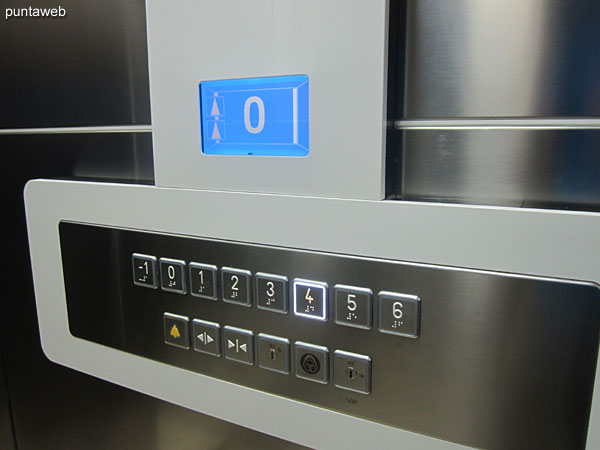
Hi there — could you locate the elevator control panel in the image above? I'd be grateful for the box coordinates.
[58,221,600,445]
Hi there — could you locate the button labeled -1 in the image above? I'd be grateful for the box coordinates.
[293,279,328,321]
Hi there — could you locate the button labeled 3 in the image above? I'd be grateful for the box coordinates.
[256,273,288,313]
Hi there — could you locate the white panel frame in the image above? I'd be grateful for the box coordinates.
[25,179,600,449]
[146,0,388,200]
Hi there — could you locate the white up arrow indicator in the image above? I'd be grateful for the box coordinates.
[210,98,221,116]
[211,122,221,140]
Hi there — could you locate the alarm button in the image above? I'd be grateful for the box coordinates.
[378,292,420,338]
[163,313,190,349]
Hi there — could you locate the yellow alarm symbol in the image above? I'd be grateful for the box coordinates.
[170,325,181,339]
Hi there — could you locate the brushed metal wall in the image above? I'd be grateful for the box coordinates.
[392,0,600,209]
[403,0,600,118]
[0,1,303,449]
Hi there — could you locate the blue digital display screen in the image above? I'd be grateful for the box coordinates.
[199,75,309,156]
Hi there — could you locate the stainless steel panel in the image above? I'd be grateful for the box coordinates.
[0,0,150,128]
[400,129,600,209]
[60,223,600,450]
[403,0,600,118]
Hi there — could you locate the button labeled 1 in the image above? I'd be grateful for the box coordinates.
[293,279,328,321]
[334,285,372,329]
[189,263,218,300]
[378,291,421,338]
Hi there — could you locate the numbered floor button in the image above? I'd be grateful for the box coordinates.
[333,350,371,394]
[223,326,254,365]
[255,273,288,314]
[258,333,290,374]
[221,267,252,306]
[295,342,329,384]
[132,253,158,288]
[163,313,190,349]
[192,319,221,356]
[378,291,421,338]
[189,263,218,300]
[293,279,328,321]
[334,285,372,329]
[160,258,187,294]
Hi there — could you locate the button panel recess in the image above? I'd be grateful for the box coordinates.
[60,222,600,450]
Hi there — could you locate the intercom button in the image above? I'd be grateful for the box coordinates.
[295,341,329,384]
[334,285,372,329]
[192,319,221,356]
[255,273,289,313]
[258,333,290,374]
[132,253,158,288]
[378,291,421,338]
[293,279,328,321]
[189,263,218,300]
[159,258,187,294]
[163,313,190,349]
[333,350,371,394]
[221,267,252,306]
[223,326,254,365]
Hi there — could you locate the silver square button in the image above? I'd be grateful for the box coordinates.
[333,350,371,394]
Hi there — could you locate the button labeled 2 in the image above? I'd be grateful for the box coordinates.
[334,285,372,329]
[221,267,252,306]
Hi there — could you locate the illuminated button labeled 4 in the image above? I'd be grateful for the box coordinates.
[159,258,187,294]
[293,279,328,321]
[378,292,421,338]
[163,313,190,349]
[223,326,254,365]
[334,285,372,329]
[221,267,252,306]
[132,253,158,288]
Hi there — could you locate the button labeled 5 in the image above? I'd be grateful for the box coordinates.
[334,285,372,329]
